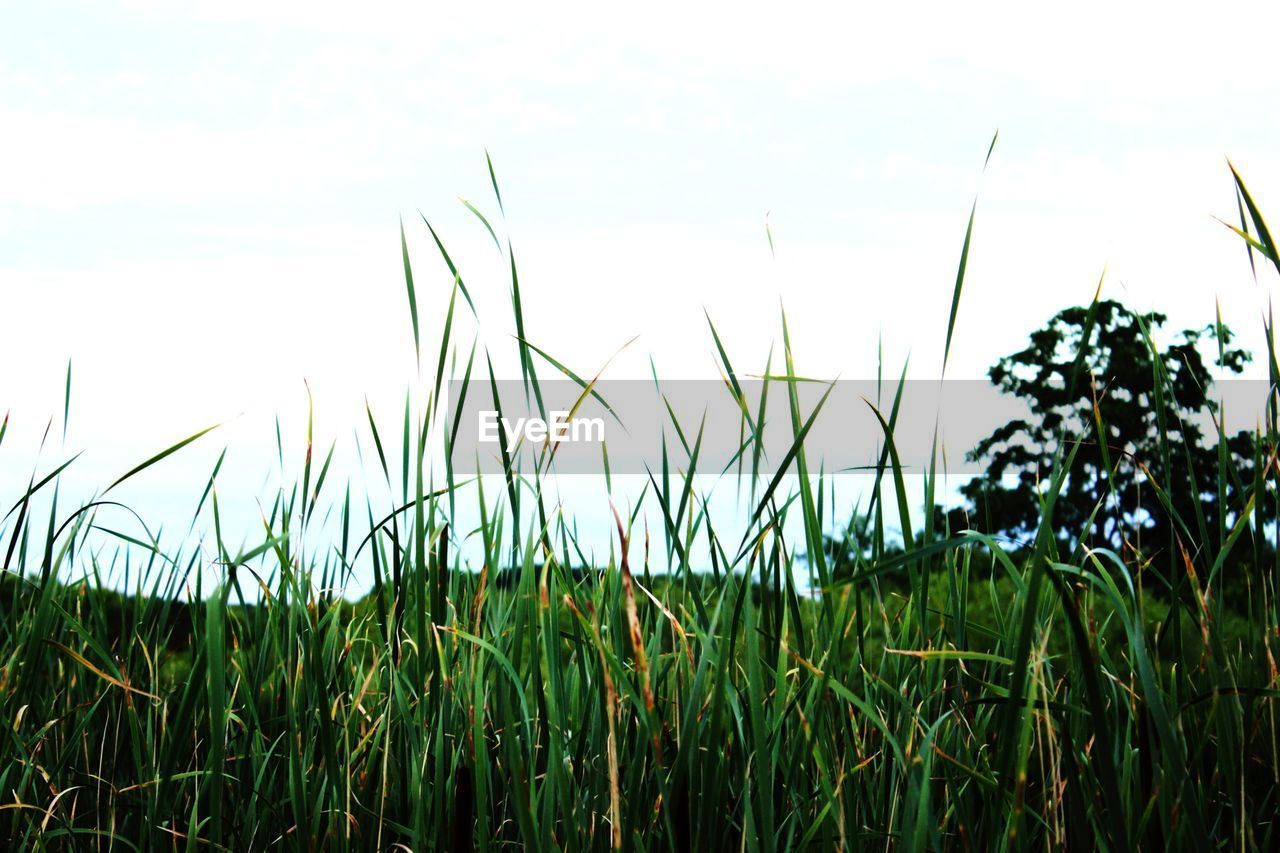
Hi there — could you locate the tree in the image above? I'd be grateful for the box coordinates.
[953,299,1253,573]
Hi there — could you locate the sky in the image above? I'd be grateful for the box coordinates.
[3,1,1280,574]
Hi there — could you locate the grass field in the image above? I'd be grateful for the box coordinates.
[2,165,1280,851]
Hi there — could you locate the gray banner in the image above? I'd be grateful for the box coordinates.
[445,378,1274,476]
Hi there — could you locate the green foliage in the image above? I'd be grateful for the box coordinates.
[956,300,1259,567]
[0,158,1278,851]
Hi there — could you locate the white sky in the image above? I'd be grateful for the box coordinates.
[3,1,1280,552]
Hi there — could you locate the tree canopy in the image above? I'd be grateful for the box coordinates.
[952,299,1256,572]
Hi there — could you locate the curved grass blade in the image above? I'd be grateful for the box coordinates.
[104,423,220,494]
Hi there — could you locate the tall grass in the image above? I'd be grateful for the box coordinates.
[1,162,1279,850]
